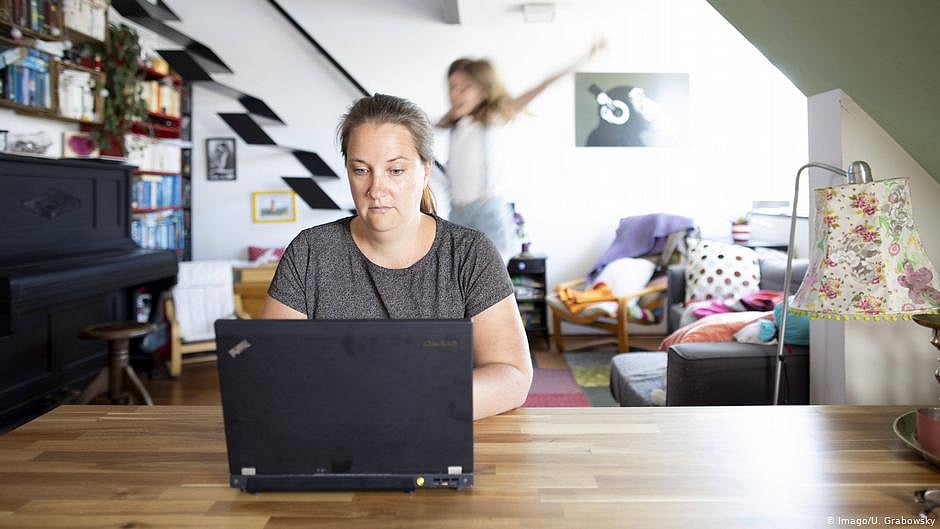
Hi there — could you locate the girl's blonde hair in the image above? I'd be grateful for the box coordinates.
[444,58,514,127]
[338,94,436,215]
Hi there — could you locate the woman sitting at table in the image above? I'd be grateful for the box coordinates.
[260,94,532,420]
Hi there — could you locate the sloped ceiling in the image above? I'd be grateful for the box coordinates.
[706,0,940,183]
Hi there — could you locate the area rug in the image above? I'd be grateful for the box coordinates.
[523,348,649,408]
[563,351,621,407]
[522,367,590,407]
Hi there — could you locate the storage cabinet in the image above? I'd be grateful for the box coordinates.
[507,255,547,344]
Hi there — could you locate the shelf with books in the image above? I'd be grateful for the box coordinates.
[131,208,185,253]
[0,0,65,42]
[0,36,105,125]
[131,172,180,211]
[124,57,190,260]
[1,39,54,112]
[130,168,184,254]
[140,64,180,86]
[56,60,104,123]
[62,0,107,44]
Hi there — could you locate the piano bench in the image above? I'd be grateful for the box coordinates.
[78,321,156,405]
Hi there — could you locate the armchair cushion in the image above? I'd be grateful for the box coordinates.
[594,257,656,297]
[171,260,236,342]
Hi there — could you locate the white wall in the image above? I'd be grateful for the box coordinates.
[159,0,807,279]
[808,89,940,405]
[2,0,809,319]
[0,111,76,156]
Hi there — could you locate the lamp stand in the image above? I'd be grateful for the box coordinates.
[773,161,872,404]
[912,314,940,387]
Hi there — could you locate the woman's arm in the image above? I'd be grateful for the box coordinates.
[511,38,605,115]
[260,295,306,319]
[471,294,533,420]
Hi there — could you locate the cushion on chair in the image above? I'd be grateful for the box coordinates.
[172,261,236,342]
[685,239,760,303]
[593,257,656,297]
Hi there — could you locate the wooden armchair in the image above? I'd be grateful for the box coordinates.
[547,277,668,353]
[164,294,250,377]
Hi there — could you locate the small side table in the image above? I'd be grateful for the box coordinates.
[78,321,156,405]
[507,254,548,346]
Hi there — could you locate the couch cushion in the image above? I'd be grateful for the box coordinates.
[685,239,760,303]
[755,248,809,293]
[660,311,773,351]
[666,342,809,405]
[610,352,667,406]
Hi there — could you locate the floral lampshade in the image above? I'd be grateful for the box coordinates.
[791,177,940,320]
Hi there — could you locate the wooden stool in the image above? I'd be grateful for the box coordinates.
[78,321,156,405]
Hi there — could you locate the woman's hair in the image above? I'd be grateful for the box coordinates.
[338,94,436,215]
[445,57,514,126]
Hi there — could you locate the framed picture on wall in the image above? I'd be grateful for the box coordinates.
[574,72,690,147]
[252,191,297,223]
[206,137,236,180]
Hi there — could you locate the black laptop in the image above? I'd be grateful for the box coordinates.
[214,319,474,493]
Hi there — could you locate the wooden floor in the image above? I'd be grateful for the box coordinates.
[143,334,664,406]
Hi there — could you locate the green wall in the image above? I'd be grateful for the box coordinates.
[707,0,940,183]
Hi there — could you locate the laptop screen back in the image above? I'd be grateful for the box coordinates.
[215,319,473,478]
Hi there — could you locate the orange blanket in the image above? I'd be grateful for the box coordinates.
[556,283,617,314]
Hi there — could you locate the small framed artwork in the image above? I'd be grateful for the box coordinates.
[62,131,100,158]
[206,137,236,180]
[252,191,297,223]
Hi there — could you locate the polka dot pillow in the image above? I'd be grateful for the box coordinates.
[685,239,761,304]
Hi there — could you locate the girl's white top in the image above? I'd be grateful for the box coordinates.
[446,115,508,206]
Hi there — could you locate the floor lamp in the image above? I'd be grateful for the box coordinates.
[773,161,940,404]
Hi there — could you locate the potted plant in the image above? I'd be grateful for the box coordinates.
[731,212,752,243]
[512,203,530,255]
[89,23,147,157]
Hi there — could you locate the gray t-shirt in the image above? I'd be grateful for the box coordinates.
[268,215,514,319]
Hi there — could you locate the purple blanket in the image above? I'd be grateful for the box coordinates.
[587,213,695,281]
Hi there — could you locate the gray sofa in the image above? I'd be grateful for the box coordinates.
[610,250,811,406]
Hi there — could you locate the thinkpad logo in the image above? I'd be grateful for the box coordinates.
[228,339,251,358]
[423,339,458,348]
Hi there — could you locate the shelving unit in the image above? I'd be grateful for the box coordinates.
[507,254,549,345]
[124,61,191,260]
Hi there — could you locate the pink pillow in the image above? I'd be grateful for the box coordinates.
[659,311,773,351]
[248,246,285,263]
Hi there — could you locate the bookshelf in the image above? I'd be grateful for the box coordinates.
[125,61,191,260]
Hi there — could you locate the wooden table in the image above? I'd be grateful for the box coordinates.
[0,405,935,528]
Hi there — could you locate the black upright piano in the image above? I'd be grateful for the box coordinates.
[0,153,178,431]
